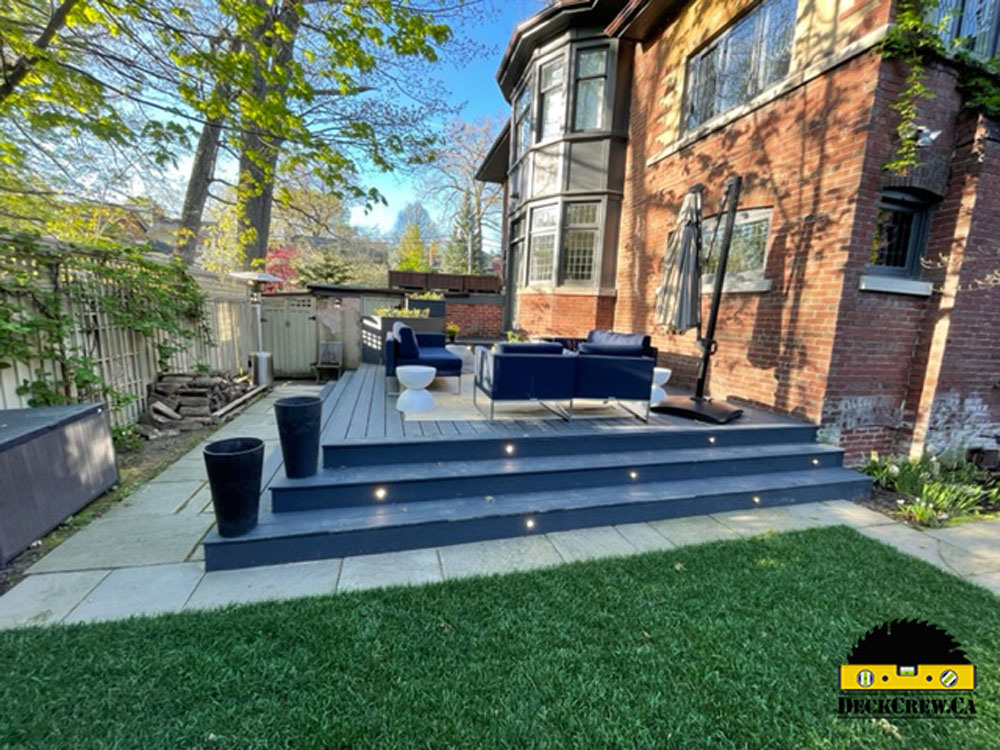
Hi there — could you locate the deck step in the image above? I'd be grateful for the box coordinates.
[273,442,845,512]
[204,468,872,570]
[322,422,818,468]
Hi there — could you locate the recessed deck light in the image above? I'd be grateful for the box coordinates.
[708,436,717,444]
[504,443,515,455]
[525,518,536,529]
[812,458,820,466]
[629,470,639,480]
[374,487,387,500]
[752,495,761,504]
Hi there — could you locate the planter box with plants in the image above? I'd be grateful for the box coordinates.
[405,292,445,318]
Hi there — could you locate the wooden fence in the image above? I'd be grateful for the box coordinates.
[0,264,253,426]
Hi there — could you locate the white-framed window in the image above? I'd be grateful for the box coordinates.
[702,207,772,278]
[684,0,797,130]
[538,57,566,141]
[528,205,558,283]
[573,47,608,131]
[931,0,1000,57]
[561,202,600,282]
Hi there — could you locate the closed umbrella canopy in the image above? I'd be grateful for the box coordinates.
[654,188,703,334]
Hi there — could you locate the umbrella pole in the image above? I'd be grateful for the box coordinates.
[695,174,741,400]
[652,175,745,425]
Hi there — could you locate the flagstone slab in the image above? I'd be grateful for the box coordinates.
[104,480,204,517]
[614,523,676,551]
[438,536,563,579]
[819,500,896,527]
[547,526,636,562]
[30,514,213,573]
[712,506,822,535]
[63,563,204,624]
[185,559,340,610]
[0,570,109,629]
[147,462,208,483]
[856,524,955,574]
[650,515,740,547]
[338,549,441,592]
[967,570,1000,596]
[922,519,1000,574]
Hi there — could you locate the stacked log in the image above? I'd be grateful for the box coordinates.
[138,372,256,439]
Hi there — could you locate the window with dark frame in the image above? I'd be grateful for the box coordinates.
[870,190,934,277]
[538,58,566,141]
[684,0,797,130]
[561,202,600,282]
[573,47,608,131]
[528,205,558,283]
[510,218,525,285]
[515,84,532,156]
[931,0,1000,57]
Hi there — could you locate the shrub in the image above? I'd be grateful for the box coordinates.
[864,452,1000,525]
[372,307,429,318]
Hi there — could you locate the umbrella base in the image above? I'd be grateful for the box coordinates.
[651,395,744,425]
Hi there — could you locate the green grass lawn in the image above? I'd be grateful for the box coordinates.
[2,526,998,749]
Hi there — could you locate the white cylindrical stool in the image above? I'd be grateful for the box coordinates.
[396,365,437,413]
[650,367,672,403]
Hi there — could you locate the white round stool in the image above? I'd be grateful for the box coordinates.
[650,367,672,403]
[396,365,437,413]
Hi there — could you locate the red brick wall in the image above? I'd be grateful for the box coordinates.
[617,46,883,425]
[517,292,615,337]
[444,300,504,339]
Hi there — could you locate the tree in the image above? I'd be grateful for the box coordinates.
[394,224,430,271]
[390,202,438,245]
[265,246,301,290]
[293,248,352,286]
[419,117,503,270]
[441,190,486,273]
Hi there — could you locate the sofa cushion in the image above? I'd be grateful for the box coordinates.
[393,322,420,359]
[578,342,646,357]
[496,342,564,355]
[587,330,651,349]
[400,347,462,374]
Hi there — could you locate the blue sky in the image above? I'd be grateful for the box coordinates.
[348,1,544,235]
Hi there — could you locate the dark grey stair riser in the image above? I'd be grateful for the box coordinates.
[206,479,871,571]
[322,425,818,468]
[273,451,844,512]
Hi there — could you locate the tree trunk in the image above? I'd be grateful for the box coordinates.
[236,0,301,267]
[0,0,79,102]
[177,114,225,264]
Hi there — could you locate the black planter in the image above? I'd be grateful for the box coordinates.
[275,395,322,478]
[203,437,264,537]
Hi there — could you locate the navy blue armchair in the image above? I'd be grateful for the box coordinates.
[573,352,655,421]
[474,343,575,420]
[384,322,462,393]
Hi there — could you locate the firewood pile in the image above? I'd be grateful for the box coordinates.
[137,372,262,439]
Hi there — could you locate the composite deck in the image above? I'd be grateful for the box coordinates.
[204,364,870,571]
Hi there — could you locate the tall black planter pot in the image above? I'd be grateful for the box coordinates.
[203,437,264,537]
[275,395,322,478]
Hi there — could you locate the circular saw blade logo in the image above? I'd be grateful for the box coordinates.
[839,619,976,691]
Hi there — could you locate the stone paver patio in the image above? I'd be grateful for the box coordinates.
[1,381,998,629]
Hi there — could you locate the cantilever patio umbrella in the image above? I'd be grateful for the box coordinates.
[651,176,745,425]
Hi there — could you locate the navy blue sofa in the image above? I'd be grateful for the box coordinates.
[543,330,659,361]
[474,341,654,421]
[384,322,462,393]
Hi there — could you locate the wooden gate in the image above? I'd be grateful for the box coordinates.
[261,296,316,377]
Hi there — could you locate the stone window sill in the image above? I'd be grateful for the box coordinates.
[858,274,933,297]
[701,274,772,295]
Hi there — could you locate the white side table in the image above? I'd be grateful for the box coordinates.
[445,344,474,374]
[396,365,437,413]
[650,367,672,403]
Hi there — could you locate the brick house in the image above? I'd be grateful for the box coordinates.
[476,0,1000,462]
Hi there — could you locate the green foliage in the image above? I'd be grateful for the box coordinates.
[441,191,486,274]
[881,0,1000,172]
[409,291,443,300]
[372,307,428,318]
[111,424,145,454]
[445,321,460,339]
[293,249,352,286]
[394,223,430,271]
[505,329,529,342]
[863,452,1000,525]
[0,230,209,408]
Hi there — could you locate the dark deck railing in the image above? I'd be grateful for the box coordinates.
[389,270,502,294]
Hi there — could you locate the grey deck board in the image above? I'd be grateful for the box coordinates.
[346,365,376,440]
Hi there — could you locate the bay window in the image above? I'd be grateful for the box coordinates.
[573,47,607,131]
[515,85,532,156]
[685,0,797,130]
[931,0,1000,57]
